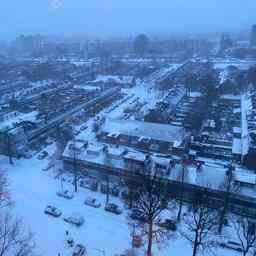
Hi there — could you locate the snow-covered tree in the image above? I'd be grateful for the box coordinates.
[128,161,170,256]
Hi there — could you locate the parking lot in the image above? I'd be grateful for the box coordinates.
[0,144,240,256]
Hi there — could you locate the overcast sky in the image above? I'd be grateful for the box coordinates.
[1,0,256,39]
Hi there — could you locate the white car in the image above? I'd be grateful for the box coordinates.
[56,190,74,199]
[37,151,48,160]
[44,205,62,217]
[63,215,84,227]
[84,197,101,208]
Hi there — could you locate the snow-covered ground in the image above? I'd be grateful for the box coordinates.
[0,145,239,256]
[0,82,242,256]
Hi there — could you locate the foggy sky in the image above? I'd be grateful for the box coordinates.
[1,0,256,39]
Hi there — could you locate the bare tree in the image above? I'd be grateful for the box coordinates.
[129,156,170,256]
[39,93,49,124]
[0,173,36,256]
[70,141,79,193]
[0,173,10,209]
[0,213,35,256]
[134,34,149,57]
[6,132,14,165]
[218,162,238,233]
[180,190,219,256]
[102,145,111,205]
[232,216,256,256]
[124,178,137,209]
[56,124,73,159]
[177,156,188,221]
[0,131,14,165]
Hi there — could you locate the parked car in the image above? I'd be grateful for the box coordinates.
[80,125,88,131]
[220,241,243,252]
[105,203,122,215]
[73,244,86,256]
[42,164,54,172]
[130,210,147,223]
[23,152,32,159]
[158,219,177,231]
[56,190,74,199]
[73,129,80,136]
[63,215,84,227]
[44,205,62,217]
[45,138,53,146]
[84,197,101,208]
[37,151,48,160]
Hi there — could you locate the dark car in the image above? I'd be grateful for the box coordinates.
[80,125,88,131]
[220,241,243,252]
[158,219,177,231]
[44,205,62,217]
[105,203,122,215]
[130,210,147,223]
[73,244,86,256]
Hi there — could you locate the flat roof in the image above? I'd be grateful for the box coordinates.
[101,118,185,144]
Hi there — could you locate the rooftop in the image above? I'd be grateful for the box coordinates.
[101,118,185,145]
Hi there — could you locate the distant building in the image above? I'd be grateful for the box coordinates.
[250,25,256,47]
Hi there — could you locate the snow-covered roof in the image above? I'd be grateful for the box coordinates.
[101,118,185,144]
[234,172,256,185]
[233,127,241,134]
[107,147,126,157]
[123,151,145,162]
[188,92,202,98]
[0,111,38,130]
[233,108,241,114]
[241,94,250,156]
[74,85,101,91]
[94,75,133,84]
[220,94,240,101]
[232,138,242,154]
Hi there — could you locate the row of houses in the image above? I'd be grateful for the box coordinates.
[96,118,187,155]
